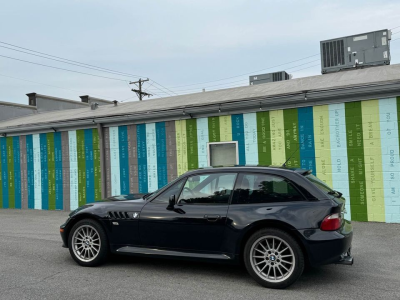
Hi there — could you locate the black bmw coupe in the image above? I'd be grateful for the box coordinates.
[60,166,353,289]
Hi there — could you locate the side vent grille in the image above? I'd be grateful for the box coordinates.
[272,72,283,82]
[108,211,132,220]
[322,39,345,68]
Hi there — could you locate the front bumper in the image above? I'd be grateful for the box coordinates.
[298,219,353,266]
[60,219,70,248]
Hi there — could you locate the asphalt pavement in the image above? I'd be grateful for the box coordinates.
[0,209,399,300]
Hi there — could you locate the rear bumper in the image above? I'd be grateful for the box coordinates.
[298,219,353,266]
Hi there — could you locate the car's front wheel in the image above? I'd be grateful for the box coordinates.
[244,228,304,289]
[68,219,109,267]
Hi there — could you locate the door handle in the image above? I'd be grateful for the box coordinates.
[204,214,220,222]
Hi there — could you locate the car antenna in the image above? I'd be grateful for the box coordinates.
[282,146,300,167]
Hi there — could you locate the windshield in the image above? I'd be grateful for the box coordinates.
[146,176,183,201]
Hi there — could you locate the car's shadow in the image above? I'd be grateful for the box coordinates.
[104,254,351,289]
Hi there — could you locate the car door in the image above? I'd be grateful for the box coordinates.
[139,172,237,253]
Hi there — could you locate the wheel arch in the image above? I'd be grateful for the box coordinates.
[64,213,107,247]
[239,220,309,265]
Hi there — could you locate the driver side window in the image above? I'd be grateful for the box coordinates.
[178,173,237,205]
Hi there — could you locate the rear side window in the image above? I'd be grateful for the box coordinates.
[231,173,305,204]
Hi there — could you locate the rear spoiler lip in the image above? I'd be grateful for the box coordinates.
[297,169,313,176]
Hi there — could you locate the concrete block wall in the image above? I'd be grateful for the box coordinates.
[1,96,400,223]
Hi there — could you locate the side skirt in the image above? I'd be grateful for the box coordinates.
[115,246,233,260]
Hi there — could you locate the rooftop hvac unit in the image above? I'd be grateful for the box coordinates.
[249,71,290,85]
[320,29,391,74]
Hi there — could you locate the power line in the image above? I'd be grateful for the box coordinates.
[168,53,320,89]
[0,54,129,82]
[171,58,321,93]
[0,73,121,100]
[0,41,145,79]
[290,63,321,73]
[0,40,178,96]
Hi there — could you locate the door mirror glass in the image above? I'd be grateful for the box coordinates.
[167,195,175,210]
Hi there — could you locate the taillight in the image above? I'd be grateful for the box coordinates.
[321,213,341,231]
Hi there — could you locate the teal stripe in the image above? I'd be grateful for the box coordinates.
[13,137,21,209]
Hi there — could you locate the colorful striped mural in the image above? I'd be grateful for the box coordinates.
[1,97,400,223]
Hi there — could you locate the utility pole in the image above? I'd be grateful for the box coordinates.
[129,78,152,101]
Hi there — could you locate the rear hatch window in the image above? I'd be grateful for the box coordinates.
[304,174,345,210]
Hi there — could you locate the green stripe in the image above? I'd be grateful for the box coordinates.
[345,102,368,222]
[283,109,300,168]
[47,133,56,210]
[0,141,2,208]
[256,111,272,165]
[208,116,220,142]
[77,130,86,207]
[186,119,198,170]
[93,129,101,201]
[7,137,15,208]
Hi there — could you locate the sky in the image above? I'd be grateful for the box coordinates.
[1,0,400,105]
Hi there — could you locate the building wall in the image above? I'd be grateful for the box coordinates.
[1,96,400,223]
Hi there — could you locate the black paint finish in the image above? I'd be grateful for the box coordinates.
[60,166,353,266]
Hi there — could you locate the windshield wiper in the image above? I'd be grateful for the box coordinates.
[328,190,342,198]
[142,192,153,200]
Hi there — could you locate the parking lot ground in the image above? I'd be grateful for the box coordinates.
[0,209,399,300]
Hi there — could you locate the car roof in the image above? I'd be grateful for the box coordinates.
[185,165,311,176]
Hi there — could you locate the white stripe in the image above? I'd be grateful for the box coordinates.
[379,98,400,223]
[197,118,209,167]
[146,123,158,192]
[243,113,258,164]
[68,131,78,210]
[109,127,120,196]
[32,134,42,210]
[328,104,351,219]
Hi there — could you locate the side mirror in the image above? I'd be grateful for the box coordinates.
[167,195,175,210]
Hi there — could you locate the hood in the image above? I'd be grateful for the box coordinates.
[101,194,145,202]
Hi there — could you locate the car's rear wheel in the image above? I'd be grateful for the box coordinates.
[68,219,109,267]
[244,228,304,289]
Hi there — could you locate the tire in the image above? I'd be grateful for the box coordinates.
[244,228,304,289]
[68,219,109,267]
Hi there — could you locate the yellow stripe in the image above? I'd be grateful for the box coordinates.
[219,115,232,141]
[361,100,385,222]
[270,110,285,165]
[313,105,332,186]
[181,120,188,174]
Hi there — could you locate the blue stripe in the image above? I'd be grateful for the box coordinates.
[137,124,148,193]
[40,133,49,210]
[26,135,35,209]
[232,114,246,165]
[298,107,316,174]
[54,132,63,210]
[119,126,130,194]
[84,129,94,203]
[13,137,21,209]
[156,122,168,188]
[1,138,8,208]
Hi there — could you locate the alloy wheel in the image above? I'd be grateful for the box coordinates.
[250,235,295,283]
[71,225,101,262]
